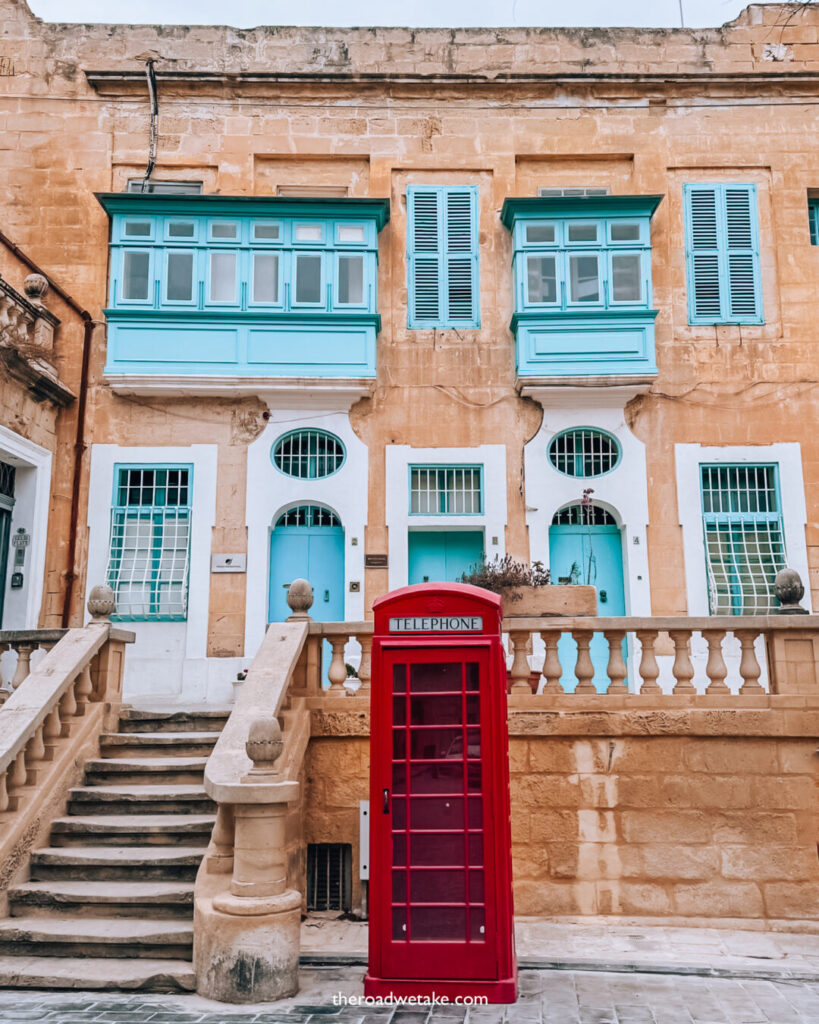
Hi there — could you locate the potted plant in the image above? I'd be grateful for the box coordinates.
[459,554,597,617]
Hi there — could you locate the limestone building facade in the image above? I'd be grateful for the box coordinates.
[2,0,819,700]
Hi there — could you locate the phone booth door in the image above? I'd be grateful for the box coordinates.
[379,646,495,981]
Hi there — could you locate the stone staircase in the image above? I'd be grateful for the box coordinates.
[0,706,229,992]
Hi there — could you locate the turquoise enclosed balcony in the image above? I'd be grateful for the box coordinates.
[96,193,390,396]
[501,195,662,385]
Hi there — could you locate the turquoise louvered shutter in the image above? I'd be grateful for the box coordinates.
[408,185,479,327]
[684,184,763,325]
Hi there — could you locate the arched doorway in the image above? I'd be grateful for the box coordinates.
[268,504,345,624]
[548,502,626,691]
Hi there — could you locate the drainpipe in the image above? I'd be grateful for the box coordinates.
[0,229,94,628]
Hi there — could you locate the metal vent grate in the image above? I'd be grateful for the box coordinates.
[552,503,616,526]
[0,462,15,502]
[548,429,620,478]
[273,430,345,479]
[276,505,340,528]
[307,843,352,912]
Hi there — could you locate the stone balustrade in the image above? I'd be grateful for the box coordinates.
[195,610,311,1003]
[0,586,133,911]
[300,615,819,700]
[0,630,67,702]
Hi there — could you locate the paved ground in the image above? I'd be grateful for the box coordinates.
[2,967,819,1024]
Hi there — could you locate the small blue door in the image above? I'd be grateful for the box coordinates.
[269,507,345,681]
[408,531,484,585]
[549,516,626,692]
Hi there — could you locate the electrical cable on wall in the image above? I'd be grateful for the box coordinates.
[140,59,158,194]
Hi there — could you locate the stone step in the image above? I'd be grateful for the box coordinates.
[84,757,208,786]
[0,955,195,992]
[99,731,219,758]
[0,916,193,960]
[118,707,231,734]
[8,880,194,918]
[67,784,214,816]
[29,845,207,882]
[50,813,215,847]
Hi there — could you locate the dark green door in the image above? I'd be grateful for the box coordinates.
[0,461,16,628]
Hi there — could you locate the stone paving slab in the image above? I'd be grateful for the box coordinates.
[2,968,819,1023]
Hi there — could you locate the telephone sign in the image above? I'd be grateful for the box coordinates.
[365,582,517,1004]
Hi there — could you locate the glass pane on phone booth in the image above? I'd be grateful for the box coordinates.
[390,659,487,952]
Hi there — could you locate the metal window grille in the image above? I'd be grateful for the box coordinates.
[552,503,616,526]
[276,505,340,528]
[106,468,191,620]
[0,462,15,502]
[306,843,352,912]
[548,429,620,478]
[409,466,483,515]
[700,464,786,615]
[273,430,345,479]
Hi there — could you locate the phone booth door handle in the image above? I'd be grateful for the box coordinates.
[382,788,390,814]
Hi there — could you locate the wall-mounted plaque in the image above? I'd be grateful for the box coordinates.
[365,554,389,568]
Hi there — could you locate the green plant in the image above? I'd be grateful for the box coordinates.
[459,554,550,594]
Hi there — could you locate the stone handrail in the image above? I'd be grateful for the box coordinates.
[195,617,310,1004]
[306,614,819,697]
[0,587,133,910]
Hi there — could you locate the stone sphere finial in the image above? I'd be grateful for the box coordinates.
[244,716,284,779]
[774,567,809,615]
[286,578,314,620]
[87,584,116,621]
[23,274,49,305]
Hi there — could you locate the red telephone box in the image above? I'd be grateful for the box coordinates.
[365,583,517,1004]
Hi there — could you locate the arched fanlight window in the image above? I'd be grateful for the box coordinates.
[276,505,341,528]
[548,428,621,478]
[272,429,345,479]
[552,503,616,527]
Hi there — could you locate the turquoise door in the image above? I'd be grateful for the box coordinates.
[548,520,626,692]
[269,507,345,684]
[408,530,484,585]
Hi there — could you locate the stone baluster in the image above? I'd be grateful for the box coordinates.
[669,629,696,694]
[75,664,93,705]
[27,724,46,763]
[9,749,27,790]
[357,634,372,698]
[0,768,8,812]
[60,675,78,720]
[735,629,765,693]
[11,643,33,690]
[327,637,349,696]
[603,630,628,694]
[207,804,236,875]
[635,630,661,694]
[539,631,564,694]
[572,631,596,694]
[508,631,532,694]
[703,630,729,694]
[0,642,9,702]
[44,702,62,743]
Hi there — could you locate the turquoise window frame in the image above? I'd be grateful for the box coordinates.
[514,214,651,313]
[249,249,284,308]
[408,464,484,516]
[683,183,764,326]
[102,198,386,318]
[407,184,480,330]
[809,198,819,246]
[107,463,193,623]
[164,219,198,243]
[699,462,786,616]
[163,248,197,306]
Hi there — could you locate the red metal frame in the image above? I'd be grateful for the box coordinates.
[365,583,517,1004]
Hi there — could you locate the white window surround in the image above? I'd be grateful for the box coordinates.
[524,405,652,619]
[385,445,507,592]
[0,424,52,630]
[244,411,368,659]
[85,445,218,701]
[675,442,811,616]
